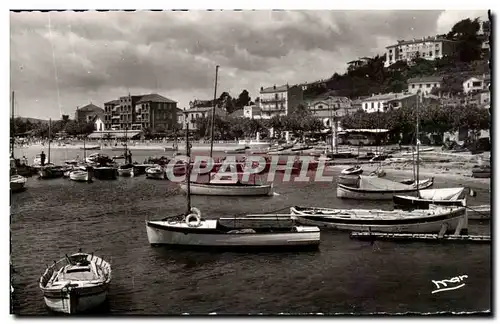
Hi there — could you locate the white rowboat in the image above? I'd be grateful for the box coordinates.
[39,252,111,314]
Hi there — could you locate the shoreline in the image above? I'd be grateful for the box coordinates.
[328,163,491,183]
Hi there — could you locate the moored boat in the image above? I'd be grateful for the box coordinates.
[341,165,363,175]
[337,175,434,200]
[290,203,466,233]
[69,167,92,182]
[117,164,135,177]
[146,165,165,179]
[93,166,117,180]
[10,174,27,192]
[39,166,65,179]
[80,145,101,150]
[39,252,111,314]
[179,178,274,196]
[146,208,320,250]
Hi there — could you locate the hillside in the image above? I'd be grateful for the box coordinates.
[303,17,490,99]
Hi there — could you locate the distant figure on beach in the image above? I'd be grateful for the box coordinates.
[128,149,133,164]
[40,151,46,166]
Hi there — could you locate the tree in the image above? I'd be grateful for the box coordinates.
[235,90,251,110]
[447,18,482,62]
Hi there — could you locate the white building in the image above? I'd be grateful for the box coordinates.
[463,74,491,94]
[93,116,105,132]
[407,76,443,95]
[258,84,303,119]
[361,92,417,113]
[384,36,458,67]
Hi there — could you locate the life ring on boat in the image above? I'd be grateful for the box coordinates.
[190,207,201,218]
[185,213,202,227]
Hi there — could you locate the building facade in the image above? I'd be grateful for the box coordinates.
[243,105,262,119]
[407,76,443,95]
[463,74,491,94]
[347,57,371,71]
[258,84,303,119]
[384,37,458,67]
[75,103,105,124]
[303,96,354,127]
[103,93,178,131]
[361,93,417,113]
[104,100,120,130]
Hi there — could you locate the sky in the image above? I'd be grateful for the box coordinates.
[10,9,489,120]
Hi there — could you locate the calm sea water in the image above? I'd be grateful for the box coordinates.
[10,147,491,315]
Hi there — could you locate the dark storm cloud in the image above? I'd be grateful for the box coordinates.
[10,10,464,118]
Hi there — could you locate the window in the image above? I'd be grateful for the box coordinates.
[412,84,415,89]
[435,49,440,55]
[472,81,482,87]
[426,84,431,88]
[419,84,422,88]
[429,51,432,56]
[371,102,374,109]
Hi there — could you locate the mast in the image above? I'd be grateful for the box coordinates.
[125,125,128,162]
[48,118,52,164]
[329,97,334,153]
[416,92,420,190]
[209,65,219,159]
[185,118,191,214]
[11,91,15,158]
[83,133,86,161]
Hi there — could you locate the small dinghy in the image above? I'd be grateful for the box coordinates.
[117,164,134,177]
[146,207,320,250]
[10,174,27,192]
[341,165,363,175]
[290,203,466,233]
[146,165,165,179]
[69,167,92,182]
[39,252,111,314]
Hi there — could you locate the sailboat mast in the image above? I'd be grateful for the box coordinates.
[11,91,15,158]
[125,126,128,161]
[416,93,420,190]
[48,118,52,164]
[185,118,191,214]
[209,65,219,159]
[329,97,334,153]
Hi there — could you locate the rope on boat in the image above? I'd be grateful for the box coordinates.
[465,205,490,217]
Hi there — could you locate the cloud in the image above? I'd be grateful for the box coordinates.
[10,10,487,119]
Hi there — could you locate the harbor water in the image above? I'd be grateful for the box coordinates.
[11,147,491,315]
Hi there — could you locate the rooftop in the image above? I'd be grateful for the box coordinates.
[137,93,177,104]
[363,92,416,102]
[104,99,120,106]
[77,103,104,113]
[260,84,289,94]
[407,76,444,83]
[386,36,456,48]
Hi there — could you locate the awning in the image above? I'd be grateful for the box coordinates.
[87,131,142,139]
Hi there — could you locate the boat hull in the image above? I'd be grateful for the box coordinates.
[10,176,26,192]
[93,168,117,180]
[39,168,64,179]
[291,207,465,233]
[338,175,360,186]
[146,221,320,249]
[337,179,433,200]
[43,288,108,314]
[179,182,273,196]
[393,195,464,209]
[117,168,134,177]
[69,171,90,182]
[146,171,165,179]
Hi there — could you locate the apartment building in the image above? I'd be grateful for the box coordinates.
[384,36,458,67]
[258,84,303,119]
[103,93,178,131]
